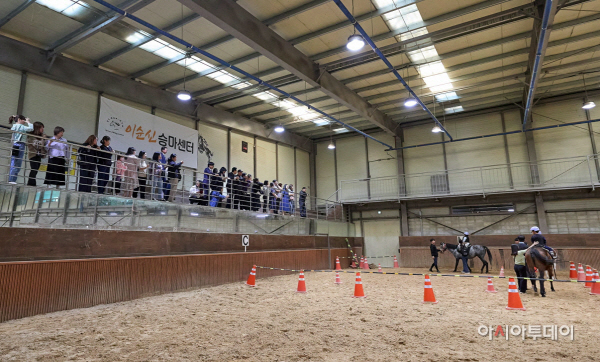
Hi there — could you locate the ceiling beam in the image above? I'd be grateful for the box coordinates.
[0,0,35,29]
[47,0,155,56]
[0,34,313,152]
[177,0,402,138]
[521,0,559,128]
[127,0,333,80]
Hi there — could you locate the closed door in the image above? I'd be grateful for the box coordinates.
[363,220,400,267]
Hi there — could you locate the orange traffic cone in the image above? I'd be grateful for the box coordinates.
[393,255,399,268]
[590,269,600,295]
[577,263,585,281]
[352,272,366,298]
[585,266,593,288]
[351,257,357,268]
[363,257,369,270]
[569,261,577,280]
[359,256,364,269]
[506,277,526,311]
[378,263,382,273]
[485,277,497,293]
[335,256,342,271]
[423,274,438,304]
[334,271,342,284]
[245,265,257,287]
[499,266,505,277]
[296,270,307,293]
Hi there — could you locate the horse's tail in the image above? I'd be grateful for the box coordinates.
[484,246,493,267]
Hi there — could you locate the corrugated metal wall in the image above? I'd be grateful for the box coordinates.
[295,148,311,208]
[256,139,277,182]
[230,132,254,175]
[0,248,350,323]
[23,74,98,143]
[316,142,336,200]
[277,144,295,185]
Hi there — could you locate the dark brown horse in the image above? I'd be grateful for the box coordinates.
[525,246,555,297]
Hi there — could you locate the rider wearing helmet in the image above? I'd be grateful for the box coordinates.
[530,226,556,259]
[458,232,471,274]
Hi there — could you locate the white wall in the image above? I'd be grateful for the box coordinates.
[0,65,20,115]
[277,144,295,185]
[197,122,228,171]
[230,132,254,176]
[256,139,276,182]
[316,142,336,201]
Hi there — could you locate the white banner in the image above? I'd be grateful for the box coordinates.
[98,97,197,169]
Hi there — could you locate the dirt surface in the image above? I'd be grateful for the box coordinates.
[0,267,598,361]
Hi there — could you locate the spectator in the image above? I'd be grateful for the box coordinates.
[275,182,283,213]
[122,147,139,197]
[429,238,440,272]
[97,136,113,195]
[251,178,262,211]
[133,151,148,199]
[240,173,251,210]
[202,162,214,195]
[261,180,269,212]
[210,187,228,207]
[44,126,69,188]
[150,152,164,200]
[167,154,183,202]
[8,115,33,184]
[26,121,47,186]
[189,180,203,205]
[219,167,228,207]
[269,182,278,214]
[289,184,295,215]
[280,184,291,215]
[227,167,236,208]
[299,187,307,217]
[159,146,170,200]
[114,155,126,195]
[77,135,99,193]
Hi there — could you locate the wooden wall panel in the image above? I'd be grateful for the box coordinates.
[0,248,351,323]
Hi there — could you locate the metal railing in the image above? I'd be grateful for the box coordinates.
[0,125,344,223]
[339,154,600,203]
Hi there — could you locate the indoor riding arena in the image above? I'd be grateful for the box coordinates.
[1,0,600,361]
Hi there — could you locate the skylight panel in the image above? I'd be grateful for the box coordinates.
[313,119,330,126]
[445,106,464,114]
[435,92,459,102]
[153,45,182,60]
[139,40,165,52]
[36,0,74,13]
[232,82,253,90]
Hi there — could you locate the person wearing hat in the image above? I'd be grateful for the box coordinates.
[530,226,556,258]
[202,161,214,196]
[513,235,529,293]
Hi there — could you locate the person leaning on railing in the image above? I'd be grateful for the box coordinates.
[97,136,113,194]
[8,115,33,184]
[122,147,138,198]
[77,135,99,193]
[299,187,307,217]
[44,126,69,188]
[167,153,183,202]
[26,121,48,186]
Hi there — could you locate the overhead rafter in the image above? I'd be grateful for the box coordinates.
[176,0,403,139]
[521,0,559,129]
[47,0,155,56]
[0,0,35,29]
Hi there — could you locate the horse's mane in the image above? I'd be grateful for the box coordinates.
[443,243,458,250]
[530,246,553,265]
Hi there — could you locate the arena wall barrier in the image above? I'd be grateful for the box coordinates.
[0,248,351,323]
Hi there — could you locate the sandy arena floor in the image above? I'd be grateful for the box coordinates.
[0,267,598,361]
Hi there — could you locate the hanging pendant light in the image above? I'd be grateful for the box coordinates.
[404,97,417,107]
[346,0,364,51]
[582,73,595,109]
[346,34,365,51]
[328,137,336,150]
[274,125,285,133]
[431,126,442,133]
[177,90,192,101]
[583,101,596,109]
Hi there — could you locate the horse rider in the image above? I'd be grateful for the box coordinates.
[530,226,556,259]
[458,232,471,274]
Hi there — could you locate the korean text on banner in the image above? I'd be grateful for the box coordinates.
[97,97,198,169]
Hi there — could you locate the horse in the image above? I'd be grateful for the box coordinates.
[439,242,492,273]
[525,246,555,297]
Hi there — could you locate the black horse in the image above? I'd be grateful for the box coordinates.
[439,242,493,273]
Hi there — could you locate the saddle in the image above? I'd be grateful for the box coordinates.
[459,243,471,256]
[533,244,557,260]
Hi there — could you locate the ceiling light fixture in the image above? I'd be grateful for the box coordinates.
[328,140,336,149]
[431,126,442,133]
[177,90,192,101]
[404,97,417,107]
[346,0,365,51]
[274,125,285,133]
[583,101,596,109]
